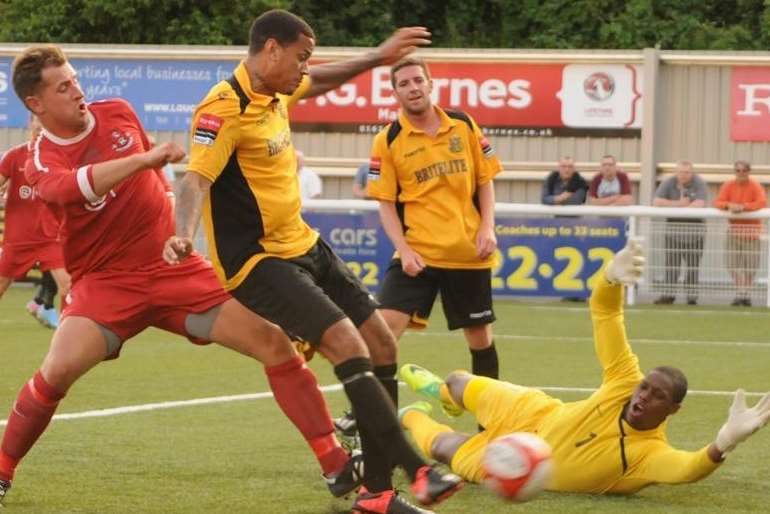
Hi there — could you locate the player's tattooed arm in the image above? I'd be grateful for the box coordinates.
[175,172,210,240]
[163,172,210,264]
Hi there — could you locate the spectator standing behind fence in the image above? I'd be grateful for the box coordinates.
[352,162,369,198]
[652,161,707,306]
[714,161,767,307]
[587,155,632,206]
[295,150,322,199]
[541,156,589,206]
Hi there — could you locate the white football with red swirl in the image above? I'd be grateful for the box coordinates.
[482,432,553,501]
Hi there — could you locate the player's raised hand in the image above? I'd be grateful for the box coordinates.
[376,27,432,65]
[476,224,497,260]
[163,235,194,265]
[145,142,186,169]
[715,389,770,453]
[605,236,645,285]
[399,244,426,277]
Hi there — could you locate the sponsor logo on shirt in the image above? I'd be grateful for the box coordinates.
[266,128,291,157]
[111,129,134,153]
[368,157,381,181]
[193,113,224,147]
[479,136,495,158]
[414,159,468,184]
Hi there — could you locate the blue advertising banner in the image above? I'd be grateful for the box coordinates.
[303,210,393,292]
[303,211,626,298]
[492,217,627,297]
[0,57,237,130]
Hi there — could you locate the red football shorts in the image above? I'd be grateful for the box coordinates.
[0,241,65,279]
[63,253,231,345]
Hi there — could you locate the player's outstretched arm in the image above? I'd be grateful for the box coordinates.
[304,27,431,99]
[163,171,211,264]
[710,389,770,460]
[590,237,645,384]
[90,142,185,197]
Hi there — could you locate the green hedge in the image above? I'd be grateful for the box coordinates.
[1,0,769,50]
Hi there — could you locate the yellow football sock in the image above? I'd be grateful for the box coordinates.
[402,409,454,459]
[439,383,462,410]
[462,376,497,414]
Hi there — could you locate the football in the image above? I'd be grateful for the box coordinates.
[482,432,553,502]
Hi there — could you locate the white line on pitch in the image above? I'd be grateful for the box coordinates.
[0,383,762,427]
[412,331,770,348]
[504,304,769,317]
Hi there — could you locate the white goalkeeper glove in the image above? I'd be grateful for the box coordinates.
[605,237,645,286]
[715,389,770,453]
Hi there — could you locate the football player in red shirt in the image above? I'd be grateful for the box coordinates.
[0,46,361,506]
[0,115,70,328]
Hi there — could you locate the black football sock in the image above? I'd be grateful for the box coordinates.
[374,363,399,408]
[335,358,425,488]
[471,342,499,432]
[39,272,58,309]
[471,342,499,380]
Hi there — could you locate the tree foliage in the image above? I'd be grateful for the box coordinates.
[1,0,769,50]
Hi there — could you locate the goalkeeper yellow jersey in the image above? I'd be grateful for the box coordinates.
[541,278,721,493]
[452,277,721,493]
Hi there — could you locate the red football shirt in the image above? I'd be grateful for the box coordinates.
[0,142,61,245]
[25,99,174,281]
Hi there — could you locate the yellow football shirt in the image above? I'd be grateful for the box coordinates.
[452,277,721,493]
[367,107,502,269]
[187,62,318,290]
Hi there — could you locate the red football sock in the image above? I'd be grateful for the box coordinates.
[265,356,348,476]
[0,371,65,482]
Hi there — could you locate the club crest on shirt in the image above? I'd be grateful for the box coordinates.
[193,113,224,146]
[18,185,33,200]
[111,129,134,153]
[368,157,381,181]
[449,136,463,153]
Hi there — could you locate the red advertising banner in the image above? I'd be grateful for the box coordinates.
[291,62,642,136]
[731,67,770,141]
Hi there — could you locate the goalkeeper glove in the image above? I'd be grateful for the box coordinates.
[605,237,645,286]
[715,389,770,453]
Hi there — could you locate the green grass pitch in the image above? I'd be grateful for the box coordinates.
[1,287,769,513]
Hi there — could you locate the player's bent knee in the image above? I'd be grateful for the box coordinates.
[430,433,468,466]
[318,319,369,365]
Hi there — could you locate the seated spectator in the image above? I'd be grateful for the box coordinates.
[541,156,588,206]
[352,163,369,198]
[714,160,767,306]
[295,150,322,199]
[652,160,707,305]
[587,155,632,205]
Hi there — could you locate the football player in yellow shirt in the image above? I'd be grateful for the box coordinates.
[365,58,503,411]
[399,239,770,494]
[164,9,462,514]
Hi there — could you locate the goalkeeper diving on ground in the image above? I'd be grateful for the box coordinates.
[398,237,770,494]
